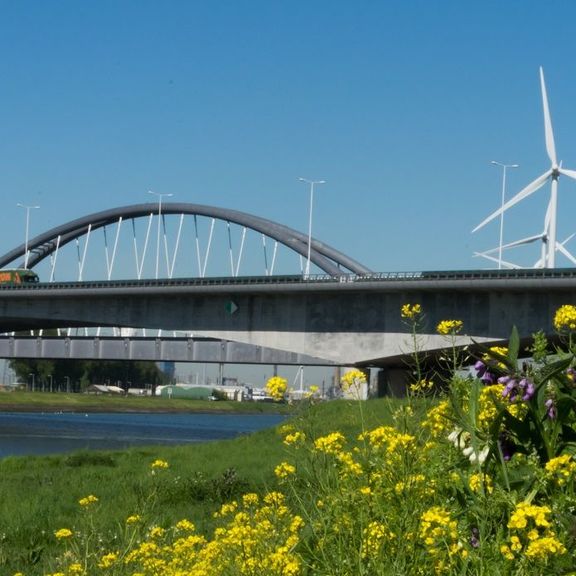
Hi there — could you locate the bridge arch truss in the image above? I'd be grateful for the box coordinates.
[0,203,371,282]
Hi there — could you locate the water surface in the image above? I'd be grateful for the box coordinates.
[0,411,286,457]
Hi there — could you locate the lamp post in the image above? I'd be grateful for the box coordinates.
[148,191,173,279]
[29,373,35,392]
[65,376,70,393]
[17,203,40,269]
[298,177,325,277]
[490,161,519,269]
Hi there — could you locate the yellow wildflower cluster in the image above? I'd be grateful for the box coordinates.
[553,304,576,331]
[274,462,296,480]
[545,454,576,487]
[401,303,422,319]
[409,379,435,394]
[422,400,452,438]
[361,521,396,559]
[394,474,434,497]
[436,319,463,335]
[501,501,566,561]
[476,384,525,431]
[419,506,467,572]
[336,450,363,476]
[314,432,346,455]
[78,494,98,507]
[265,376,288,401]
[120,491,304,575]
[468,473,493,494]
[54,528,73,540]
[97,552,118,569]
[151,459,169,470]
[283,430,306,447]
[340,369,367,391]
[359,426,416,465]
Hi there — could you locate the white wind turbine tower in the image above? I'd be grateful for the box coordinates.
[473,67,576,268]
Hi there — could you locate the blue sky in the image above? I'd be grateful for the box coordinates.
[2,1,576,273]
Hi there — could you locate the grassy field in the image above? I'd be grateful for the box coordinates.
[0,390,291,414]
[0,397,401,574]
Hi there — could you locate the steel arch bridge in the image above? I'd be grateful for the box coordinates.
[0,203,371,281]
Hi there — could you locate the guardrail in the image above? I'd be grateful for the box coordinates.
[1,267,576,290]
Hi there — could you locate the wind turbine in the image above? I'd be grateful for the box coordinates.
[475,197,576,268]
[473,67,576,268]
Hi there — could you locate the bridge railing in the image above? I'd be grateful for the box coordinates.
[1,267,576,291]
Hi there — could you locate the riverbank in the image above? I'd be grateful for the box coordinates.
[0,390,290,414]
[0,398,399,575]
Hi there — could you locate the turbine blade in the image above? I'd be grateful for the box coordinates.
[477,233,546,255]
[558,167,576,180]
[540,67,557,166]
[472,170,551,233]
[501,234,545,249]
[560,232,576,246]
[557,242,576,265]
[473,252,522,269]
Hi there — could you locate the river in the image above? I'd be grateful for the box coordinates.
[0,411,286,457]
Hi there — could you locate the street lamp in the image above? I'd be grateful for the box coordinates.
[298,177,326,277]
[29,373,35,392]
[17,203,40,269]
[148,191,173,279]
[490,161,519,269]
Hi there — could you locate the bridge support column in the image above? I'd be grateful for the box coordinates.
[376,368,410,398]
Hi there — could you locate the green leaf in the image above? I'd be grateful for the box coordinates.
[508,326,520,366]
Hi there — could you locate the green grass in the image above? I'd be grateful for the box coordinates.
[0,397,402,574]
[0,390,291,414]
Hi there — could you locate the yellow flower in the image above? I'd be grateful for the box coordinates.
[401,303,422,319]
[340,369,367,390]
[151,459,169,470]
[54,528,73,540]
[283,431,306,446]
[422,400,452,437]
[545,454,576,486]
[265,376,288,401]
[78,494,98,507]
[409,379,434,393]
[468,473,493,494]
[554,304,576,331]
[274,462,296,479]
[436,319,463,335]
[149,526,166,539]
[314,432,346,455]
[175,519,196,532]
[98,552,118,569]
[126,514,142,524]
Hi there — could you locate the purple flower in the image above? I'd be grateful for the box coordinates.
[499,376,516,399]
[545,398,557,420]
[470,527,480,549]
[499,376,534,403]
[499,432,516,461]
[475,361,495,384]
[522,381,536,402]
